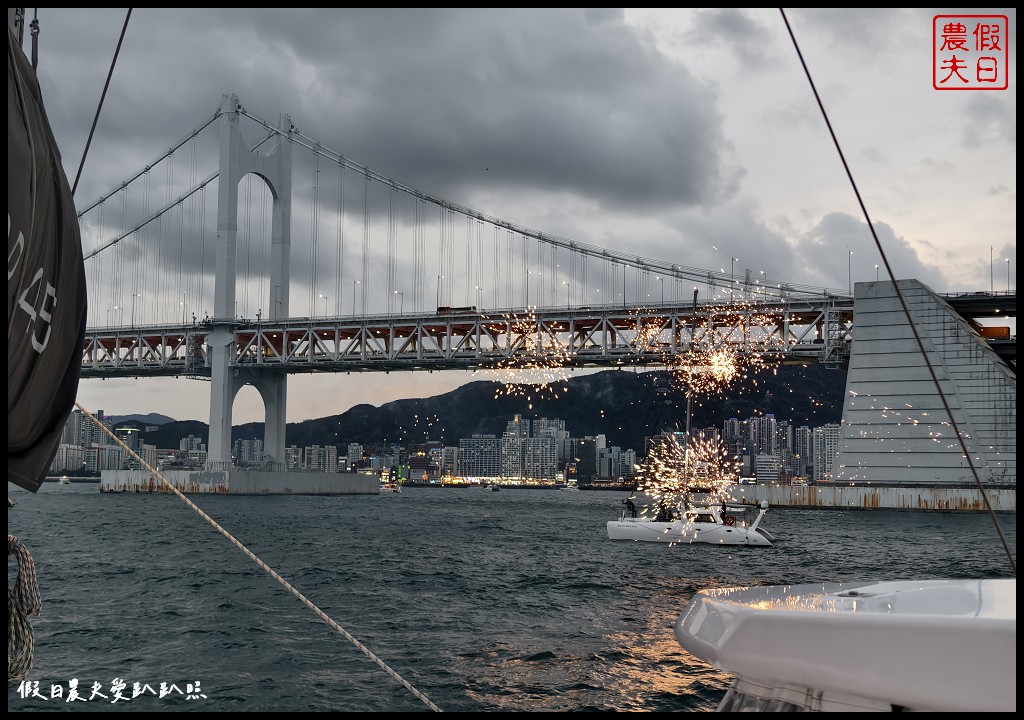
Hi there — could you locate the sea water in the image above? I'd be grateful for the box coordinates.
[7,483,1016,712]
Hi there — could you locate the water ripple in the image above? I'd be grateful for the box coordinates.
[7,485,1014,712]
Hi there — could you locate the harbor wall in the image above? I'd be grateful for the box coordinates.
[96,471,1014,510]
[100,469,378,495]
[725,484,1015,512]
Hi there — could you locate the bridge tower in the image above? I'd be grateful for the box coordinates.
[832,279,1016,488]
[206,94,293,470]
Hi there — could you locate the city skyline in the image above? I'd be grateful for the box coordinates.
[55,405,843,485]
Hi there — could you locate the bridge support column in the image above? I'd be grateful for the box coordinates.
[252,373,287,465]
[206,94,292,471]
[208,327,243,468]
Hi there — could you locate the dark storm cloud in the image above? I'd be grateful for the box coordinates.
[36,8,738,217]
[686,8,779,69]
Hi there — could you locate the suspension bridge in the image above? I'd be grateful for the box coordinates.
[77,94,1015,476]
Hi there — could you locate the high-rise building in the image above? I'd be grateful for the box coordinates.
[115,426,142,451]
[794,426,814,478]
[597,445,623,480]
[522,436,558,480]
[722,417,747,459]
[750,414,778,455]
[285,445,303,471]
[346,443,363,472]
[49,444,86,474]
[458,435,502,478]
[441,446,458,477]
[813,423,842,482]
[754,454,782,484]
[305,445,338,473]
[621,448,637,480]
[575,435,605,485]
[183,434,206,453]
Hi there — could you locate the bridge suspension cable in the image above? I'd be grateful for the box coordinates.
[79,93,851,333]
[236,103,842,300]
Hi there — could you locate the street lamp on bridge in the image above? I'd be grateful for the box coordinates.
[848,250,853,295]
[394,290,404,314]
[352,280,360,316]
[130,293,141,327]
[622,264,628,308]
[990,246,993,293]
[318,293,328,317]
[730,257,739,302]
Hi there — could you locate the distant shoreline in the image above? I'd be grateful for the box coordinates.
[401,482,633,492]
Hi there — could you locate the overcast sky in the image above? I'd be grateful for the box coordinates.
[22,8,1016,424]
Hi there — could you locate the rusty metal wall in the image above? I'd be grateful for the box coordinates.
[727,484,1015,512]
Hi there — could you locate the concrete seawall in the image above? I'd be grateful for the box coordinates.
[725,484,1015,512]
[100,469,378,495]
[98,471,1014,510]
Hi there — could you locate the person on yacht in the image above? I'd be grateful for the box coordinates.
[622,497,638,518]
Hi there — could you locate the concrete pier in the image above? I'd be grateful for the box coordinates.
[725,483,1015,512]
[100,469,378,495]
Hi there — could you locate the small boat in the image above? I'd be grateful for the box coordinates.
[559,484,580,492]
[674,579,1015,712]
[607,497,773,546]
[59,476,71,485]
[378,482,402,494]
[489,484,501,492]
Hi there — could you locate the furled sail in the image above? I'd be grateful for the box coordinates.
[8,23,88,492]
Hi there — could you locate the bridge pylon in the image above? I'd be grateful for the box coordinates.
[207,94,293,469]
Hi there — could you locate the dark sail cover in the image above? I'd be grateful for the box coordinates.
[8,26,88,492]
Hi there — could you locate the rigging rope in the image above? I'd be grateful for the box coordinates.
[780,7,1015,576]
[74,403,442,711]
[361,172,370,314]
[336,159,345,316]
[310,148,321,316]
[8,527,42,681]
[70,8,132,197]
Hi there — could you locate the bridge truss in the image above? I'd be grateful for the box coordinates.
[81,297,854,379]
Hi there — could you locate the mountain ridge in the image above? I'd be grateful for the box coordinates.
[122,366,847,453]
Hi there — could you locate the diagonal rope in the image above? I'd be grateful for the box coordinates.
[71,8,132,197]
[75,402,443,711]
[780,7,1014,575]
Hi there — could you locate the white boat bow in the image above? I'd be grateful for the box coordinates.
[674,578,1016,712]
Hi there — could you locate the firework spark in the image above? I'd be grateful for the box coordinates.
[477,308,574,409]
[633,432,741,515]
[663,300,785,397]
